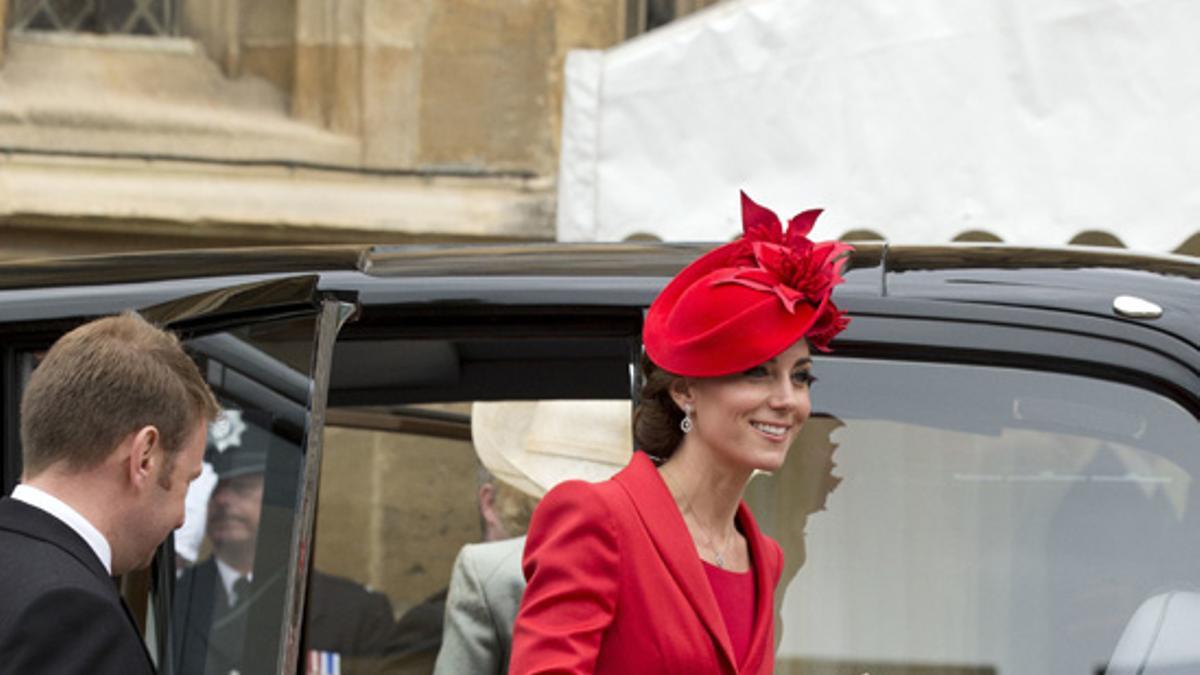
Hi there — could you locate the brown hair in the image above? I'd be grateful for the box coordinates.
[20,312,220,478]
[633,352,687,460]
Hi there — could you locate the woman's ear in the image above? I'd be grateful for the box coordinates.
[668,377,694,412]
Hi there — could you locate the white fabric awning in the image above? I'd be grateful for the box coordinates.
[557,0,1200,254]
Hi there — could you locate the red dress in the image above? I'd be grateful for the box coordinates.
[704,562,757,667]
[510,451,783,674]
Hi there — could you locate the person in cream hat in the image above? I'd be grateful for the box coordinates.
[434,399,633,675]
[472,399,634,499]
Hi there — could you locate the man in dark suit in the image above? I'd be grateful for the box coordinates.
[0,312,220,675]
[174,412,401,675]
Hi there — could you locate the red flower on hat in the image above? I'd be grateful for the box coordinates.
[711,191,852,351]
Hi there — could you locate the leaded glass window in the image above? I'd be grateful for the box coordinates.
[6,0,180,37]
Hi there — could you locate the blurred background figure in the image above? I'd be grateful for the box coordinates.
[434,399,632,675]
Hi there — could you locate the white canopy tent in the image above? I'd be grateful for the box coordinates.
[557,0,1200,254]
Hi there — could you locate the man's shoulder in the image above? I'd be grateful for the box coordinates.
[0,497,107,579]
[0,497,52,538]
[0,528,121,636]
[174,557,216,597]
[459,536,526,592]
[0,518,101,592]
[461,536,525,563]
[177,557,219,583]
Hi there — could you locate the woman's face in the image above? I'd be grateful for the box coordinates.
[674,340,814,473]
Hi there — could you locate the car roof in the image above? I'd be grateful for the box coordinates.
[0,242,1196,335]
[3,239,1197,284]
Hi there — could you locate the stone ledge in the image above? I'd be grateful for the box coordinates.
[0,153,557,246]
[0,32,362,166]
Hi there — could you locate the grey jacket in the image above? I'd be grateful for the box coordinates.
[433,536,526,675]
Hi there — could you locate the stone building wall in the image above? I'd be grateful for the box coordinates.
[0,0,719,259]
[0,0,722,618]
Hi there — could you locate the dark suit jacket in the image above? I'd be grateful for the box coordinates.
[0,497,156,675]
[172,558,248,675]
[173,558,402,675]
[511,451,784,675]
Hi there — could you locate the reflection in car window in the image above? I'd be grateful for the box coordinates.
[747,358,1199,675]
[173,407,295,675]
[169,316,319,675]
[313,421,478,675]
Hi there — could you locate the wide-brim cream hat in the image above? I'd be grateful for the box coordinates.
[471,399,633,499]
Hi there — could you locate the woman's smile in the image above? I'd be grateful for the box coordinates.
[750,419,792,441]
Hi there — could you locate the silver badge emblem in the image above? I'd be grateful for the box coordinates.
[209,410,247,453]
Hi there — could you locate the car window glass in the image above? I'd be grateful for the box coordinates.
[746,357,1200,675]
[169,314,321,675]
[308,331,636,675]
[311,419,476,675]
[2,351,40,494]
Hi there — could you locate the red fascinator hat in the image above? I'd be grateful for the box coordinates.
[643,192,853,377]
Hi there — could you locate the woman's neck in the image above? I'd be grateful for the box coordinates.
[658,442,749,536]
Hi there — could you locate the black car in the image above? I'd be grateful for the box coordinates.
[2,242,1198,675]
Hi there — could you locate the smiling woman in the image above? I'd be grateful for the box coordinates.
[509,192,852,675]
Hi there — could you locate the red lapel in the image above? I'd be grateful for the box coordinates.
[735,499,777,673]
[614,452,743,672]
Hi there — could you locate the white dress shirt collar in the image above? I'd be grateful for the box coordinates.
[11,483,113,575]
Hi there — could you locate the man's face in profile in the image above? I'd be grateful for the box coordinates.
[207,473,264,552]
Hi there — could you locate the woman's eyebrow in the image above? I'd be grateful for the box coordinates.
[764,356,813,367]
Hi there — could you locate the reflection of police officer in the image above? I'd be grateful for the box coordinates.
[173,411,400,675]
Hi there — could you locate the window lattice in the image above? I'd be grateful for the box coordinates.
[6,0,180,37]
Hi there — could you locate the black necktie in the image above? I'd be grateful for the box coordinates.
[232,576,252,608]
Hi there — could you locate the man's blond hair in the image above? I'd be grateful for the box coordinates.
[20,312,220,478]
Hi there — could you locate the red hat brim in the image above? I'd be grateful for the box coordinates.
[645,247,833,377]
[643,193,850,377]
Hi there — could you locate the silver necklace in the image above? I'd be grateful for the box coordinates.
[661,468,737,568]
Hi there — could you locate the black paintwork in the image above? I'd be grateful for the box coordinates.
[0,241,1197,409]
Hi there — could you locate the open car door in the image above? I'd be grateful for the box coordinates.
[0,274,354,675]
[143,276,355,675]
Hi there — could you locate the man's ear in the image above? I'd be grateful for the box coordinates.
[478,482,514,541]
[126,425,160,488]
[478,482,501,528]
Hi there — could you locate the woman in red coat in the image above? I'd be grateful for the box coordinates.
[510,192,852,675]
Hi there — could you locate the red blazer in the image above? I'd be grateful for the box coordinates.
[510,452,783,675]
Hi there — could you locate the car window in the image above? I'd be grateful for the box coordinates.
[746,357,1200,675]
[168,314,322,675]
[307,329,637,675]
[311,417,476,675]
[2,350,40,494]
